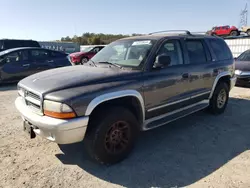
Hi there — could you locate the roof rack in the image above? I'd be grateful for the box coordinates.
[148,30,192,35]
[191,31,208,35]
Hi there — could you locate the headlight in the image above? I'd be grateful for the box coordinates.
[235,70,242,75]
[18,87,25,97]
[43,100,76,119]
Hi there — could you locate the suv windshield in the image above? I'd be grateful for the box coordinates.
[91,39,156,68]
[81,47,94,52]
[237,50,250,61]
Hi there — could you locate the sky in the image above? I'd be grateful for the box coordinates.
[0,0,248,41]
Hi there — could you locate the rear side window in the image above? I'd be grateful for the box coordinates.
[30,50,49,61]
[186,40,207,64]
[209,39,232,61]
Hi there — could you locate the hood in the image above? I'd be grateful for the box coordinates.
[18,65,133,95]
[235,61,250,71]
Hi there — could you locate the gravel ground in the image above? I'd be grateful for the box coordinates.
[0,84,250,188]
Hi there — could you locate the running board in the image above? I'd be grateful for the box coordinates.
[143,100,209,130]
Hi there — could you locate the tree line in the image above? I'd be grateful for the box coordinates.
[60,33,143,45]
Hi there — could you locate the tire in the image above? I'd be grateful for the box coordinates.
[247,30,250,36]
[81,57,88,64]
[230,30,238,36]
[208,82,229,114]
[84,106,139,165]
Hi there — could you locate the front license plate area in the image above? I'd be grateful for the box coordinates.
[23,121,36,139]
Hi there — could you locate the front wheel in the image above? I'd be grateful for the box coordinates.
[84,107,139,165]
[207,82,229,114]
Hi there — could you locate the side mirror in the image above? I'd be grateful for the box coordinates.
[153,54,171,69]
[0,58,6,65]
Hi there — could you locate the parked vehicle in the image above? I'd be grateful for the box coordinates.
[235,49,250,85]
[15,31,236,164]
[240,26,250,36]
[69,45,105,65]
[0,39,40,52]
[208,26,239,37]
[0,47,71,83]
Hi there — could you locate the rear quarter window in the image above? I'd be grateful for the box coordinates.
[186,40,207,64]
[209,39,232,61]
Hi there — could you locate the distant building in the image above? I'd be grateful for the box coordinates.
[39,41,80,53]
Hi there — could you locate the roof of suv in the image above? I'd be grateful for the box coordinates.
[119,33,218,41]
[0,47,63,56]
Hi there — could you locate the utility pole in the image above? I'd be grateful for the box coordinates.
[239,3,248,27]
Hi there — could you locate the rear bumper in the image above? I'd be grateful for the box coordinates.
[15,96,89,144]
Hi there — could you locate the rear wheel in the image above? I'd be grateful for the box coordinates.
[208,82,229,114]
[230,30,238,36]
[84,107,139,165]
[247,30,250,36]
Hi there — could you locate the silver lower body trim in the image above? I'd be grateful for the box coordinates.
[147,91,210,112]
[143,100,209,131]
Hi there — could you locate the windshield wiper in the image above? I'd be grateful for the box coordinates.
[98,61,121,68]
[88,59,97,67]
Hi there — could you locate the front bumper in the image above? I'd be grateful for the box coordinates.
[15,96,89,144]
[235,70,250,85]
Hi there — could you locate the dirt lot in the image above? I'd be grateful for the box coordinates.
[0,85,250,188]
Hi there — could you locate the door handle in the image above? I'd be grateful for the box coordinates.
[22,64,30,67]
[182,73,189,79]
[47,60,54,63]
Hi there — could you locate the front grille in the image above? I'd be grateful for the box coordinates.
[26,91,40,101]
[19,87,43,114]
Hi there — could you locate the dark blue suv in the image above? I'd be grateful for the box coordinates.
[0,47,71,83]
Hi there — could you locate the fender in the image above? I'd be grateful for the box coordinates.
[209,71,231,99]
[85,90,145,123]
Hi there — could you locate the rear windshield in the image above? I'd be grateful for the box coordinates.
[0,40,40,49]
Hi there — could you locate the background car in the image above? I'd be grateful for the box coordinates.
[0,39,40,52]
[0,47,71,83]
[235,49,250,85]
[208,25,239,37]
[69,45,105,65]
[240,26,250,36]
